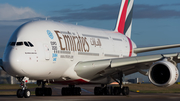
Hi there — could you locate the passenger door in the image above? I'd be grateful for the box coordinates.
[43,44,50,60]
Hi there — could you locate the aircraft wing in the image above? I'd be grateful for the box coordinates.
[134,44,180,53]
[74,53,180,81]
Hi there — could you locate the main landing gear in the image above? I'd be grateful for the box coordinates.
[35,80,52,96]
[94,72,129,96]
[16,77,31,98]
[61,85,81,96]
[94,85,129,96]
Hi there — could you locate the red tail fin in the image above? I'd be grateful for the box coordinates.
[114,0,134,38]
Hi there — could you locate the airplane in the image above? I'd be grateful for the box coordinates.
[1,0,180,98]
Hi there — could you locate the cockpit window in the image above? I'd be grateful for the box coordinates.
[16,42,23,46]
[10,42,16,46]
[24,42,29,47]
[9,41,34,47]
[28,41,34,47]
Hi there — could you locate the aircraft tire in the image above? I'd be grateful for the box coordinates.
[122,87,129,96]
[44,88,52,96]
[35,88,43,96]
[105,86,113,95]
[94,87,103,95]
[62,87,81,96]
[61,87,68,96]
[17,89,23,98]
[24,89,31,98]
[113,87,121,95]
[109,86,113,95]
[74,87,81,95]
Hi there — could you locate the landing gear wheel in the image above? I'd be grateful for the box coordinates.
[104,86,113,95]
[94,86,113,95]
[62,87,71,96]
[35,81,52,96]
[62,86,81,96]
[74,87,81,95]
[16,77,31,98]
[35,88,52,96]
[94,87,102,95]
[24,89,31,98]
[17,89,31,98]
[113,87,121,95]
[35,88,43,96]
[44,88,52,96]
[17,89,23,98]
[61,87,67,96]
[108,86,113,95]
[122,87,129,96]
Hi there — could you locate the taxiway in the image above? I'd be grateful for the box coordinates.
[0,85,180,101]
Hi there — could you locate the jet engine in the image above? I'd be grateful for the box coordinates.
[148,59,179,87]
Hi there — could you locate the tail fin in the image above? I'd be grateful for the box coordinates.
[114,0,134,38]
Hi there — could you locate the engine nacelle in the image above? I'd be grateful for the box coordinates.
[148,59,179,87]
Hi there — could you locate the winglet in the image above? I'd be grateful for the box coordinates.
[114,0,134,38]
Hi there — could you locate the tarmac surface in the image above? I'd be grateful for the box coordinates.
[1,85,180,101]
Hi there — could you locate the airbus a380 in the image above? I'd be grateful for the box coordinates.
[1,0,180,98]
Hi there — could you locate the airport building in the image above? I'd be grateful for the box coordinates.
[0,69,36,84]
[128,78,143,84]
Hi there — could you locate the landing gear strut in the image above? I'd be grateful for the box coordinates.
[61,85,81,96]
[35,80,52,96]
[115,72,129,96]
[94,72,129,96]
[16,77,31,98]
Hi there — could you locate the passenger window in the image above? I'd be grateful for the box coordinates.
[10,42,16,46]
[24,42,29,47]
[28,42,34,47]
[16,42,23,46]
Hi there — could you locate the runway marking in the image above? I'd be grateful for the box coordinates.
[81,88,93,94]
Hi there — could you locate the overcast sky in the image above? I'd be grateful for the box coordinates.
[1,0,180,81]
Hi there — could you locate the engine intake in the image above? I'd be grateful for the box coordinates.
[148,59,179,87]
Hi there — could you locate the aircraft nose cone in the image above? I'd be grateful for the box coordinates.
[3,48,26,77]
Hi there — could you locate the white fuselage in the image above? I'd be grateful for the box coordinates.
[3,20,137,83]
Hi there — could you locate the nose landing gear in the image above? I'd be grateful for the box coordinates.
[16,77,31,98]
